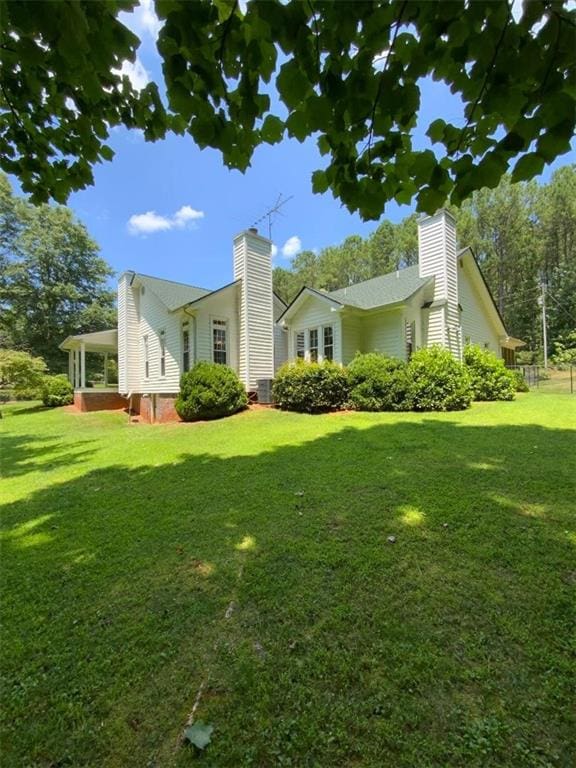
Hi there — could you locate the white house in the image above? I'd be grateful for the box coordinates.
[61,210,523,421]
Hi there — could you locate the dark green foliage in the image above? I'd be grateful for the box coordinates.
[175,362,247,421]
[2,2,574,215]
[272,361,349,414]
[347,353,408,412]
[41,374,74,407]
[405,347,472,412]
[464,345,516,401]
[0,175,116,372]
[510,369,530,393]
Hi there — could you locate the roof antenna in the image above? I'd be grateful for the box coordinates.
[251,193,294,239]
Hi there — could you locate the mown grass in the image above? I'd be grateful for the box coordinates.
[1,395,575,768]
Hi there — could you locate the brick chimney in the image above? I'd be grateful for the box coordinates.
[417,210,462,359]
[233,228,274,390]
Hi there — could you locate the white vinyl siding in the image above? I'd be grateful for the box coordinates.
[341,313,363,364]
[136,282,181,393]
[191,285,239,372]
[287,295,343,364]
[234,231,274,389]
[459,261,500,351]
[362,308,405,359]
[118,273,140,394]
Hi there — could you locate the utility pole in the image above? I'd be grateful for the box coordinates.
[539,276,548,369]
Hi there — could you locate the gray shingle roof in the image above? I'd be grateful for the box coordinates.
[328,264,431,310]
[135,274,211,311]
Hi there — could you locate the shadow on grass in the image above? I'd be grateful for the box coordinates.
[0,432,96,479]
[1,418,575,768]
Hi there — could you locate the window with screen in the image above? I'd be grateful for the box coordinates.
[143,335,149,378]
[213,319,227,364]
[323,326,334,361]
[159,330,166,376]
[182,322,190,372]
[296,331,305,359]
[309,328,319,362]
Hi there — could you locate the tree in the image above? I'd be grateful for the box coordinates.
[0,175,116,371]
[0,348,47,393]
[1,1,574,217]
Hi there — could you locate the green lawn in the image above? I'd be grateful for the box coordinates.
[1,395,575,767]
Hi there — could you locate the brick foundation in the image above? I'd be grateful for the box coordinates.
[138,394,180,423]
[74,391,128,412]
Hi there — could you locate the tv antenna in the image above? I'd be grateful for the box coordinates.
[251,193,293,240]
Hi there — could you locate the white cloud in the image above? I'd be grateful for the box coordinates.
[121,0,162,41]
[118,58,149,91]
[173,205,204,227]
[282,236,302,258]
[271,244,278,258]
[128,211,172,235]
[128,205,205,236]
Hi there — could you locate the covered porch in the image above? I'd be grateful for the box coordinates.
[59,330,126,411]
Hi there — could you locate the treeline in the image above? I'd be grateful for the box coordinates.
[0,174,116,372]
[274,165,576,353]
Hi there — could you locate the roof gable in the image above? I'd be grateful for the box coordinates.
[328,265,431,310]
[134,273,210,311]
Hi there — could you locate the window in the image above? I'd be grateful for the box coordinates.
[406,320,416,359]
[309,328,319,362]
[182,322,190,372]
[296,331,305,359]
[213,319,227,364]
[159,329,166,376]
[323,325,334,361]
[143,335,149,378]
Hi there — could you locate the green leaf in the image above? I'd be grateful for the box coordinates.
[260,115,284,144]
[427,119,446,143]
[184,721,214,750]
[311,170,329,194]
[286,111,308,142]
[511,152,545,183]
[276,60,310,110]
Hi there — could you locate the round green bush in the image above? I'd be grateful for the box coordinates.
[464,345,516,401]
[405,347,472,411]
[41,374,74,407]
[272,361,349,414]
[175,362,247,421]
[510,369,530,392]
[347,353,408,411]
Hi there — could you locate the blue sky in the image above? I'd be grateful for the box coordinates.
[56,1,575,290]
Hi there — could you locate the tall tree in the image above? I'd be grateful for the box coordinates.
[0,175,116,371]
[1,1,574,217]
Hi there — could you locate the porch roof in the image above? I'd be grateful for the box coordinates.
[59,329,118,352]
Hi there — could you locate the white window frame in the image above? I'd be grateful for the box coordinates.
[143,335,149,379]
[212,318,228,365]
[182,321,191,373]
[322,325,334,361]
[295,330,305,359]
[159,329,166,377]
[308,328,319,362]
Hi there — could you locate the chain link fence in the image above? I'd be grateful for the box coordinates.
[507,365,575,394]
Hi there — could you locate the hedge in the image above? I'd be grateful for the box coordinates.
[175,362,247,421]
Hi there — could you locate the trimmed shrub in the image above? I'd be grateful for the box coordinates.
[175,362,247,421]
[41,374,74,407]
[272,361,349,414]
[405,347,472,411]
[347,353,408,411]
[464,345,515,401]
[0,391,10,403]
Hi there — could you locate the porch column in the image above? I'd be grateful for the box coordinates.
[104,352,109,387]
[80,343,86,389]
[74,349,80,388]
[68,350,73,384]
